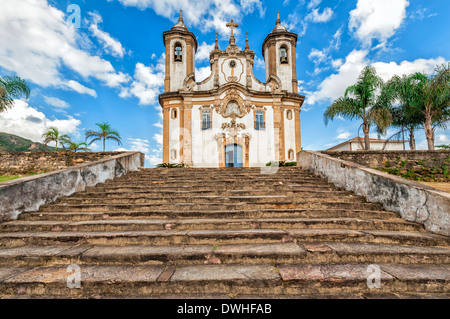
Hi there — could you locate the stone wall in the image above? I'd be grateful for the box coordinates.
[0,152,123,176]
[322,150,450,182]
[298,150,450,236]
[0,152,145,221]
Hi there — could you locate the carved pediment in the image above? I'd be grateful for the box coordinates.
[214,88,251,120]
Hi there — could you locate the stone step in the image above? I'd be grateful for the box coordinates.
[57,195,364,205]
[0,263,448,296]
[0,228,447,247]
[104,179,330,186]
[19,209,399,222]
[85,183,340,192]
[39,201,384,212]
[71,189,355,198]
[0,242,449,267]
[1,217,422,232]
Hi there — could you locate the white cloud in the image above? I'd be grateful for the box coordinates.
[112,0,264,35]
[308,49,327,65]
[307,0,322,10]
[335,130,352,140]
[0,0,129,95]
[306,50,447,106]
[0,100,81,143]
[195,66,212,82]
[195,42,215,61]
[349,0,410,47]
[88,12,126,58]
[307,7,333,23]
[121,57,165,105]
[65,80,97,98]
[437,134,450,144]
[44,96,70,109]
[254,56,265,70]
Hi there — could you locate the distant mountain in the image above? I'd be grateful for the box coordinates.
[0,132,50,152]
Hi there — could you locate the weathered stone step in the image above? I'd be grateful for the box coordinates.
[0,263,448,296]
[39,201,384,212]
[71,189,355,198]
[57,195,364,205]
[85,183,340,192]
[104,179,329,186]
[19,208,399,222]
[1,217,422,232]
[0,228,447,247]
[1,242,448,267]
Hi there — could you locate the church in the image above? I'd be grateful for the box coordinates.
[159,11,305,167]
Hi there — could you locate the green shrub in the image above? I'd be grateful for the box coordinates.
[156,163,186,168]
[266,161,297,167]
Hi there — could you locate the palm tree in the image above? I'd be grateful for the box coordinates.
[85,122,122,152]
[60,135,91,152]
[410,63,450,150]
[42,127,62,151]
[324,66,388,150]
[375,74,425,150]
[0,75,31,112]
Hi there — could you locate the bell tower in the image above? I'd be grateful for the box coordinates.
[163,10,198,92]
[262,12,298,93]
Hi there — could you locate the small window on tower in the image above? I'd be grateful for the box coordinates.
[280,46,288,64]
[288,149,294,160]
[174,44,182,62]
[171,108,177,119]
[286,110,293,120]
[171,149,177,160]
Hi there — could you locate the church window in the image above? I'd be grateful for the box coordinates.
[174,43,182,62]
[280,46,288,64]
[202,110,211,130]
[171,108,178,119]
[255,110,265,130]
[286,110,293,120]
[288,149,295,160]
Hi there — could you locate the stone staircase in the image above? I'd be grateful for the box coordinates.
[0,167,449,298]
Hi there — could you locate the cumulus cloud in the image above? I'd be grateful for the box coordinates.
[120,56,165,105]
[110,0,264,35]
[88,12,126,58]
[306,50,447,106]
[0,0,129,95]
[0,100,81,143]
[195,66,212,82]
[349,0,410,47]
[195,42,215,62]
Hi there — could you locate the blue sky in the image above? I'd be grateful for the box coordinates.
[0,0,449,166]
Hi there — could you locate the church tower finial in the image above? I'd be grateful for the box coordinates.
[276,11,281,25]
[245,32,250,50]
[179,10,184,24]
[215,32,219,50]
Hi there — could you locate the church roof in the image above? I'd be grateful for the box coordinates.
[171,10,188,31]
[272,11,287,33]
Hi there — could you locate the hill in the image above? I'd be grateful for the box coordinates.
[0,132,50,152]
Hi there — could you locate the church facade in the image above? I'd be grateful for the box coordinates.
[159,11,305,167]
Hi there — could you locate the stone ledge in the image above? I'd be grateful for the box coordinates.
[298,150,450,236]
[0,152,145,222]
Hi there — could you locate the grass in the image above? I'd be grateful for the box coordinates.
[0,176,21,183]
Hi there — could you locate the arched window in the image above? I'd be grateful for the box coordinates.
[286,110,293,120]
[174,43,182,62]
[288,149,295,161]
[280,46,288,64]
[171,108,177,119]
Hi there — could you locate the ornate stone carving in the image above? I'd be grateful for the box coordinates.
[214,88,251,120]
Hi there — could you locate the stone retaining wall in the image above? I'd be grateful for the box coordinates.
[299,150,450,236]
[0,152,123,176]
[0,152,145,221]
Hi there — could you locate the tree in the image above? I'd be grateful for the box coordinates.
[42,127,63,152]
[85,122,122,152]
[376,74,424,150]
[411,63,450,150]
[0,75,31,112]
[324,66,388,150]
[60,135,91,152]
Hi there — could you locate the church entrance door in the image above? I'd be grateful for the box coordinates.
[225,144,243,167]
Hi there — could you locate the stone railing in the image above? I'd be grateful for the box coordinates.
[298,150,450,236]
[0,152,145,221]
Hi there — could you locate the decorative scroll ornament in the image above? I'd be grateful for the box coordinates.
[214,88,251,120]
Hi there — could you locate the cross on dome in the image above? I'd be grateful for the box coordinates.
[226,19,238,37]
